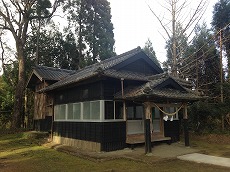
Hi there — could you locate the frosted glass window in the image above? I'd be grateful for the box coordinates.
[59,104,66,120]
[83,102,90,119]
[55,104,66,120]
[90,101,100,120]
[67,103,73,119]
[54,105,60,120]
[73,103,81,119]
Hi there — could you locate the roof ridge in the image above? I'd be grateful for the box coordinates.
[39,47,143,92]
[35,65,74,73]
[59,46,142,75]
[101,46,141,63]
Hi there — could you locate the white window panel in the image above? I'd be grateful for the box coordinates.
[83,102,90,119]
[54,104,66,120]
[73,103,81,120]
[67,103,73,119]
[90,101,100,120]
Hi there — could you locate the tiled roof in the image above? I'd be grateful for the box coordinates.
[148,73,193,88]
[40,47,151,92]
[114,73,201,101]
[33,66,74,81]
[115,86,201,101]
[103,69,149,81]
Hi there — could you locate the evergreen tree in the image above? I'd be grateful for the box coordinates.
[63,0,115,66]
[0,67,16,128]
[143,39,160,67]
[85,0,115,62]
[212,0,230,80]
[61,29,79,70]
[185,24,219,98]
[25,26,79,70]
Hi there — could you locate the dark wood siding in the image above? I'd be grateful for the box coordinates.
[33,116,52,132]
[54,81,102,104]
[120,58,158,75]
[54,77,147,104]
[34,82,53,119]
[103,78,120,100]
[164,120,180,142]
[53,121,126,151]
[112,52,163,75]
[103,78,146,100]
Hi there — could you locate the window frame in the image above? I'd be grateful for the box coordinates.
[54,104,67,121]
[54,100,125,122]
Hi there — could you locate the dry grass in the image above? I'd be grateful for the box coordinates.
[190,134,230,158]
[0,132,229,172]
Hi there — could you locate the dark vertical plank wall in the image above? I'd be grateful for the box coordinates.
[52,79,127,151]
[53,121,126,151]
[34,116,52,132]
[54,81,103,104]
[164,120,180,142]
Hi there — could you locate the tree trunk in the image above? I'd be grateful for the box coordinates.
[226,46,230,83]
[12,44,25,128]
[172,0,177,76]
[220,31,224,131]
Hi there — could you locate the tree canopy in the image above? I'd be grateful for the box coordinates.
[143,39,160,67]
[63,0,115,67]
[0,0,115,128]
[212,0,230,80]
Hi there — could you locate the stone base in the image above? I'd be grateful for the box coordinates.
[53,136,101,152]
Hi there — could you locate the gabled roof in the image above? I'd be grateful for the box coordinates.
[115,73,202,101]
[39,47,163,92]
[32,66,74,81]
[148,73,193,88]
[26,66,74,89]
[102,69,149,81]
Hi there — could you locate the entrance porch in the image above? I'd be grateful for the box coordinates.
[126,133,171,145]
[125,102,183,145]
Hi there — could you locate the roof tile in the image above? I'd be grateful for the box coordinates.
[34,66,74,81]
[39,47,144,92]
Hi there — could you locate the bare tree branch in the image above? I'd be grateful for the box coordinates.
[0,37,5,71]
[146,2,171,40]
[182,0,207,35]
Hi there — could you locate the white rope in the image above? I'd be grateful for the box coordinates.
[153,103,184,116]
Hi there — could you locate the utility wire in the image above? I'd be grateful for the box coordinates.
[177,21,230,72]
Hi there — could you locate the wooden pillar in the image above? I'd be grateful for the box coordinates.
[121,78,126,121]
[183,103,189,147]
[51,95,54,142]
[144,102,152,154]
[123,102,126,120]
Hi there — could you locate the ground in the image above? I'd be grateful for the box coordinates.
[0,132,230,172]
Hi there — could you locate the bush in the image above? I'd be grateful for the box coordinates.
[189,101,224,134]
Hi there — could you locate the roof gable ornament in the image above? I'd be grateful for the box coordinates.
[154,77,187,92]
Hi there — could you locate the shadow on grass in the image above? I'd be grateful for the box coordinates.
[0,132,230,172]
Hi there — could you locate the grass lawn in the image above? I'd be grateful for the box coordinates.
[0,132,229,172]
[190,134,230,158]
